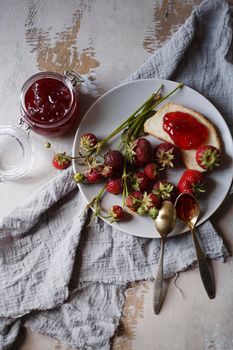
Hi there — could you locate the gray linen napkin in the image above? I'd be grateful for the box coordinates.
[0,0,232,349]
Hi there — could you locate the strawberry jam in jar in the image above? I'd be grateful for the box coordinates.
[20,71,83,136]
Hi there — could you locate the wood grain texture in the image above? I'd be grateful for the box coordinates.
[0,0,232,349]
[113,282,149,350]
[143,0,203,52]
[25,4,100,75]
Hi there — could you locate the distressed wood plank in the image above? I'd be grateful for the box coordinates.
[0,0,232,350]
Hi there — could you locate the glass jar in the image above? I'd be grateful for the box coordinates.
[0,71,83,181]
[0,125,34,181]
[20,71,83,136]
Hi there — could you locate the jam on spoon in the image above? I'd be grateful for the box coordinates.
[175,192,197,222]
[163,112,209,150]
[175,193,215,299]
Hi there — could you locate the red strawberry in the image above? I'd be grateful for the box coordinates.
[80,133,97,151]
[108,205,125,222]
[52,153,71,170]
[104,150,124,171]
[86,168,103,183]
[144,163,159,180]
[154,142,181,168]
[137,192,161,216]
[106,178,123,195]
[125,191,143,211]
[196,145,221,171]
[152,181,175,201]
[178,169,205,196]
[132,172,150,191]
[143,193,161,209]
[133,138,152,166]
[102,165,114,178]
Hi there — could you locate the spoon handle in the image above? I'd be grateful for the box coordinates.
[190,227,215,299]
[153,238,165,314]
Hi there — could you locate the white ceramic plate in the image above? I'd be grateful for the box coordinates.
[73,79,233,238]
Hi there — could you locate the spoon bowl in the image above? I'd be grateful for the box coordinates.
[153,201,177,314]
[155,201,177,237]
[175,192,215,299]
[175,192,200,228]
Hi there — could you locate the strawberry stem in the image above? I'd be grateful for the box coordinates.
[122,159,129,206]
[89,185,106,217]
[151,83,184,110]
[95,86,163,151]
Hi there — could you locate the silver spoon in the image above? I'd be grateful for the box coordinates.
[154,200,177,314]
[175,192,215,299]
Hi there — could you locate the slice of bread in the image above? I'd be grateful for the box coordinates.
[144,102,221,172]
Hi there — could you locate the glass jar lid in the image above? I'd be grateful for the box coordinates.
[0,125,33,181]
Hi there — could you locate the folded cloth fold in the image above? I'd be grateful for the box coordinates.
[0,0,232,349]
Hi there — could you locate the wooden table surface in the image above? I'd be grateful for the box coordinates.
[1,1,233,349]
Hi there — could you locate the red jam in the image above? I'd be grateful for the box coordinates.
[176,194,196,222]
[21,72,80,136]
[163,112,208,150]
[25,78,72,124]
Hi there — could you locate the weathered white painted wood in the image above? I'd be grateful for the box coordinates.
[0,1,232,350]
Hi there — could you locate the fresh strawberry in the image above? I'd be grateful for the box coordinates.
[131,172,150,191]
[144,163,159,180]
[106,178,123,195]
[80,133,97,151]
[178,169,205,196]
[152,181,176,201]
[102,165,114,178]
[154,142,181,168]
[52,153,71,170]
[86,168,103,183]
[142,192,161,209]
[133,138,152,166]
[125,191,143,211]
[104,150,124,171]
[137,192,161,216]
[196,145,221,171]
[108,205,125,222]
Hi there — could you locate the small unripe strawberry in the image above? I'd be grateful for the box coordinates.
[149,207,159,220]
[73,172,85,183]
[137,206,148,215]
[45,142,51,149]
